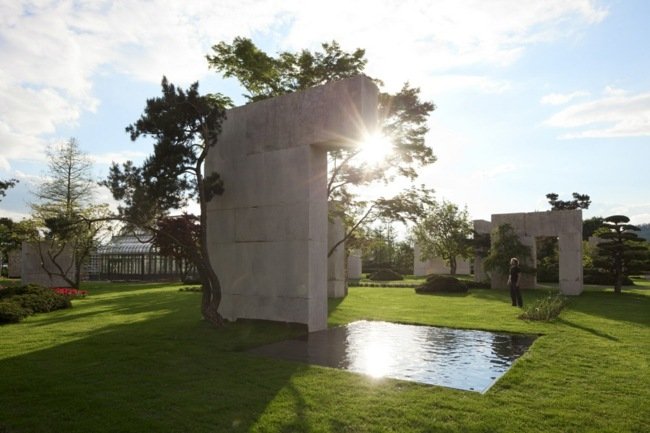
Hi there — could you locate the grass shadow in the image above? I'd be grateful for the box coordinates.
[555,317,619,341]
[0,293,305,433]
[566,291,650,327]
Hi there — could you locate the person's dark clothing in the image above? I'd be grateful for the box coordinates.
[509,265,523,307]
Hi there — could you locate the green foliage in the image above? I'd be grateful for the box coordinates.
[413,200,473,275]
[0,301,29,323]
[208,38,437,251]
[518,292,567,321]
[583,268,634,286]
[592,215,648,293]
[103,78,229,227]
[546,192,591,210]
[583,216,604,240]
[0,178,18,201]
[368,269,403,281]
[483,224,533,276]
[102,77,233,325]
[30,138,110,289]
[415,275,468,294]
[0,285,71,324]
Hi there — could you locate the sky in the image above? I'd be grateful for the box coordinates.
[1,0,649,227]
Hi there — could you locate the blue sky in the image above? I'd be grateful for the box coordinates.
[1,0,649,225]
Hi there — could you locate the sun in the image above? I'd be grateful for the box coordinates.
[357,132,394,165]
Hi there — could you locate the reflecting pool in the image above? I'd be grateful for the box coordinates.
[248,320,537,392]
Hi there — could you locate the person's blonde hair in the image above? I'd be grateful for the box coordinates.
[510,257,519,266]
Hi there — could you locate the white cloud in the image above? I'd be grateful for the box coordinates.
[282,0,608,88]
[541,91,590,105]
[0,0,608,171]
[544,90,650,138]
[470,163,518,181]
[90,151,150,167]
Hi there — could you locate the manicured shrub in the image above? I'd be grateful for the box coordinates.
[368,269,404,281]
[583,268,634,286]
[0,301,30,323]
[519,292,566,321]
[0,284,72,324]
[464,280,490,290]
[415,275,468,294]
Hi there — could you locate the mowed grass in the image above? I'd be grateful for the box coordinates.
[0,279,648,433]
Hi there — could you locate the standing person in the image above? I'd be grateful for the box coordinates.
[508,257,523,307]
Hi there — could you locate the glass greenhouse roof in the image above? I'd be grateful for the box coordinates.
[97,234,155,255]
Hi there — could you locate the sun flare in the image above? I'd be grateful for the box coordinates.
[357,132,394,165]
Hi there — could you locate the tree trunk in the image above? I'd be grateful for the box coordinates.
[450,257,457,275]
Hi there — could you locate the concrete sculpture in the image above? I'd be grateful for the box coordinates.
[205,76,378,331]
[486,210,583,295]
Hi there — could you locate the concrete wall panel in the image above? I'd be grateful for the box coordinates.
[206,76,378,331]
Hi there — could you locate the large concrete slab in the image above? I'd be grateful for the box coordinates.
[490,210,583,295]
[414,244,470,276]
[327,213,347,298]
[206,76,378,331]
[21,242,75,287]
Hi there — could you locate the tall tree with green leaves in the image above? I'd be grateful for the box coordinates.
[102,77,231,326]
[31,138,109,288]
[207,38,437,252]
[483,224,533,279]
[412,200,473,275]
[593,215,647,294]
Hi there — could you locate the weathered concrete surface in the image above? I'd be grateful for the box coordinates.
[21,242,75,287]
[347,249,362,283]
[327,213,347,298]
[8,249,21,278]
[206,76,378,331]
[414,244,470,276]
[491,210,583,295]
[473,219,491,282]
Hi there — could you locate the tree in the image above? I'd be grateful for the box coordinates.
[583,216,604,240]
[31,139,109,288]
[483,224,533,278]
[0,178,18,201]
[102,77,230,326]
[593,215,647,294]
[412,200,473,275]
[152,214,200,283]
[546,192,591,210]
[207,38,436,254]
[0,218,39,269]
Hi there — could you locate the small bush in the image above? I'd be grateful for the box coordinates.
[583,268,634,286]
[464,280,490,290]
[368,269,404,281]
[519,292,566,321]
[0,284,72,324]
[415,275,468,294]
[0,301,30,323]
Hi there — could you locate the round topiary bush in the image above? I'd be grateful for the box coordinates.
[415,275,468,294]
[368,269,404,281]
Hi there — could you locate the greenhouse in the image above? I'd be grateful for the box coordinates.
[88,232,196,282]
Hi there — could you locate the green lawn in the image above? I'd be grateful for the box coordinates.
[1,279,648,432]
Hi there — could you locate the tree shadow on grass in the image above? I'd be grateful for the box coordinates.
[555,317,619,341]
[0,290,307,433]
[566,291,650,327]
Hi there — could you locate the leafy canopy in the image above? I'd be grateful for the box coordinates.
[546,192,591,210]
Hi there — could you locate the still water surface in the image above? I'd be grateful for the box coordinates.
[248,320,536,392]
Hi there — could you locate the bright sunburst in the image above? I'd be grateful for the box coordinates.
[357,132,394,165]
